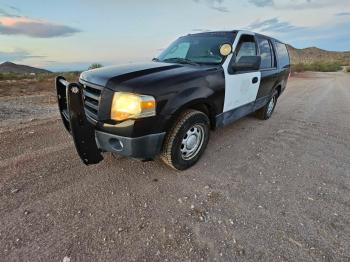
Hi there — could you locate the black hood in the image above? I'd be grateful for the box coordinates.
[80,62,220,93]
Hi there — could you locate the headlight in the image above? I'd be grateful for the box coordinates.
[111,92,156,121]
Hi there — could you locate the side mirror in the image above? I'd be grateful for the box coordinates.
[232,56,261,72]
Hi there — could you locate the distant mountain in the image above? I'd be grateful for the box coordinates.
[287,46,350,65]
[0,62,51,74]
[1,46,350,74]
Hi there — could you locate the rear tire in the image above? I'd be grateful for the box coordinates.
[161,110,210,170]
[256,90,278,120]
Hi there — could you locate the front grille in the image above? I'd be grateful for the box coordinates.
[81,80,103,119]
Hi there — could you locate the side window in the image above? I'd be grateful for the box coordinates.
[235,35,257,62]
[275,42,290,68]
[257,37,273,69]
[163,42,190,60]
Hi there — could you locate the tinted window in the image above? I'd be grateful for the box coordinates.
[236,36,257,61]
[258,38,273,69]
[275,42,290,68]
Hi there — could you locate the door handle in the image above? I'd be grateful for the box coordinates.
[252,77,259,84]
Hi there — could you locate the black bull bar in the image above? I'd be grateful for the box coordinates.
[55,76,103,165]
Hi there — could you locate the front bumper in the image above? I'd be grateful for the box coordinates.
[55,76,165,165]
[95,131,165,159]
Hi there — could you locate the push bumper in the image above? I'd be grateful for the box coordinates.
[55,76,165,165]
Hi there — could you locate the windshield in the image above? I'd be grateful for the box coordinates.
[156,33,235,65]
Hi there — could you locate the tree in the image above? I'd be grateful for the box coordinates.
[88,63,103,70]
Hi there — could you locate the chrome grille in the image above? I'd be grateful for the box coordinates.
[81,80,103,119]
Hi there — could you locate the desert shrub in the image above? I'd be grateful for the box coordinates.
[60,71,81,82]
[36,73,54,81]
[88,63,103,70]
[291,61,342,73]
[0,73,33,80]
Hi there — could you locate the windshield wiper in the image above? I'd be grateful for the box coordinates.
[162,57,199,66]
[152,57,160,62]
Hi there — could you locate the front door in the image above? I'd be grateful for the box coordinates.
[222,31,261,112]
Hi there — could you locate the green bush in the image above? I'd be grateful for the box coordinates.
[88,63,103,70]
[291,61,342,73]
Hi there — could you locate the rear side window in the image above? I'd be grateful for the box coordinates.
[257,37,273,69]
[275,42,290,68]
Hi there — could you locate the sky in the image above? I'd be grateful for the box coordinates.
[0,0,349,71]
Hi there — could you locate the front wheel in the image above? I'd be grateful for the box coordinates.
[256,91,278,120]
[161,110,210,170]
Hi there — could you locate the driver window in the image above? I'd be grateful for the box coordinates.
[235,35,257,62]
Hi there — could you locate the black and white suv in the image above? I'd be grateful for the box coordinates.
[56,30,290,170]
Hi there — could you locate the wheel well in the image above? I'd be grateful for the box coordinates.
[188,103,216,129]
[276,85,282,97]
[165,103,216,133]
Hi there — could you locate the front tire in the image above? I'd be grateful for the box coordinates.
[256,90,278,120]
[161,110,210,170]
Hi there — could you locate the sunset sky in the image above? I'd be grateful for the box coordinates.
[0,0,349,71]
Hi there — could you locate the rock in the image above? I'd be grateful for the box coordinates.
[11,188,19,194]
[62,256,71,262]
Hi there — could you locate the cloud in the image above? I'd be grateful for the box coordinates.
[193,0,229,12]
[0,8,19,17]
[247,0,349,9]
[248,0,273,7]
[335,12,350,16]
[0,16,81,38]
[8,5,20,13]
[247,18,304,33]
[0,49,45,62]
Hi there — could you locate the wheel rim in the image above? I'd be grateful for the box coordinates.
[267,96,276,116]
[180,124,205,160]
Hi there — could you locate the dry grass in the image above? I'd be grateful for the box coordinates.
[0,72,80,97]
[291,61,343,73]
[0,72,80,81]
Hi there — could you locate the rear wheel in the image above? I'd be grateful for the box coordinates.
[256,90,278,120]
[161,110,210,170]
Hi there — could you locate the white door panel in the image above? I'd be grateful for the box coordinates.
[222,31,261,113]
[223,71,261,112]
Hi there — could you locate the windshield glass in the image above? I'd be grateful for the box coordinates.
[157,33,235,65]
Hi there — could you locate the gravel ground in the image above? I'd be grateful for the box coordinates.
[0,72,349,261]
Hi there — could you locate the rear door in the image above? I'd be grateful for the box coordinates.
[255,36,278,98]
[274,41,291,93]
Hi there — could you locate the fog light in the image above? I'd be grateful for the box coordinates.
[109,138,123,151]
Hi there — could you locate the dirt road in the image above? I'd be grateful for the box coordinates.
[0,72,349,261]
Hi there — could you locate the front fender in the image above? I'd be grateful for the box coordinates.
[160,85,223,132]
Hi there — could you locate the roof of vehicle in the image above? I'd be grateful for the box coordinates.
[187,30,285,44]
